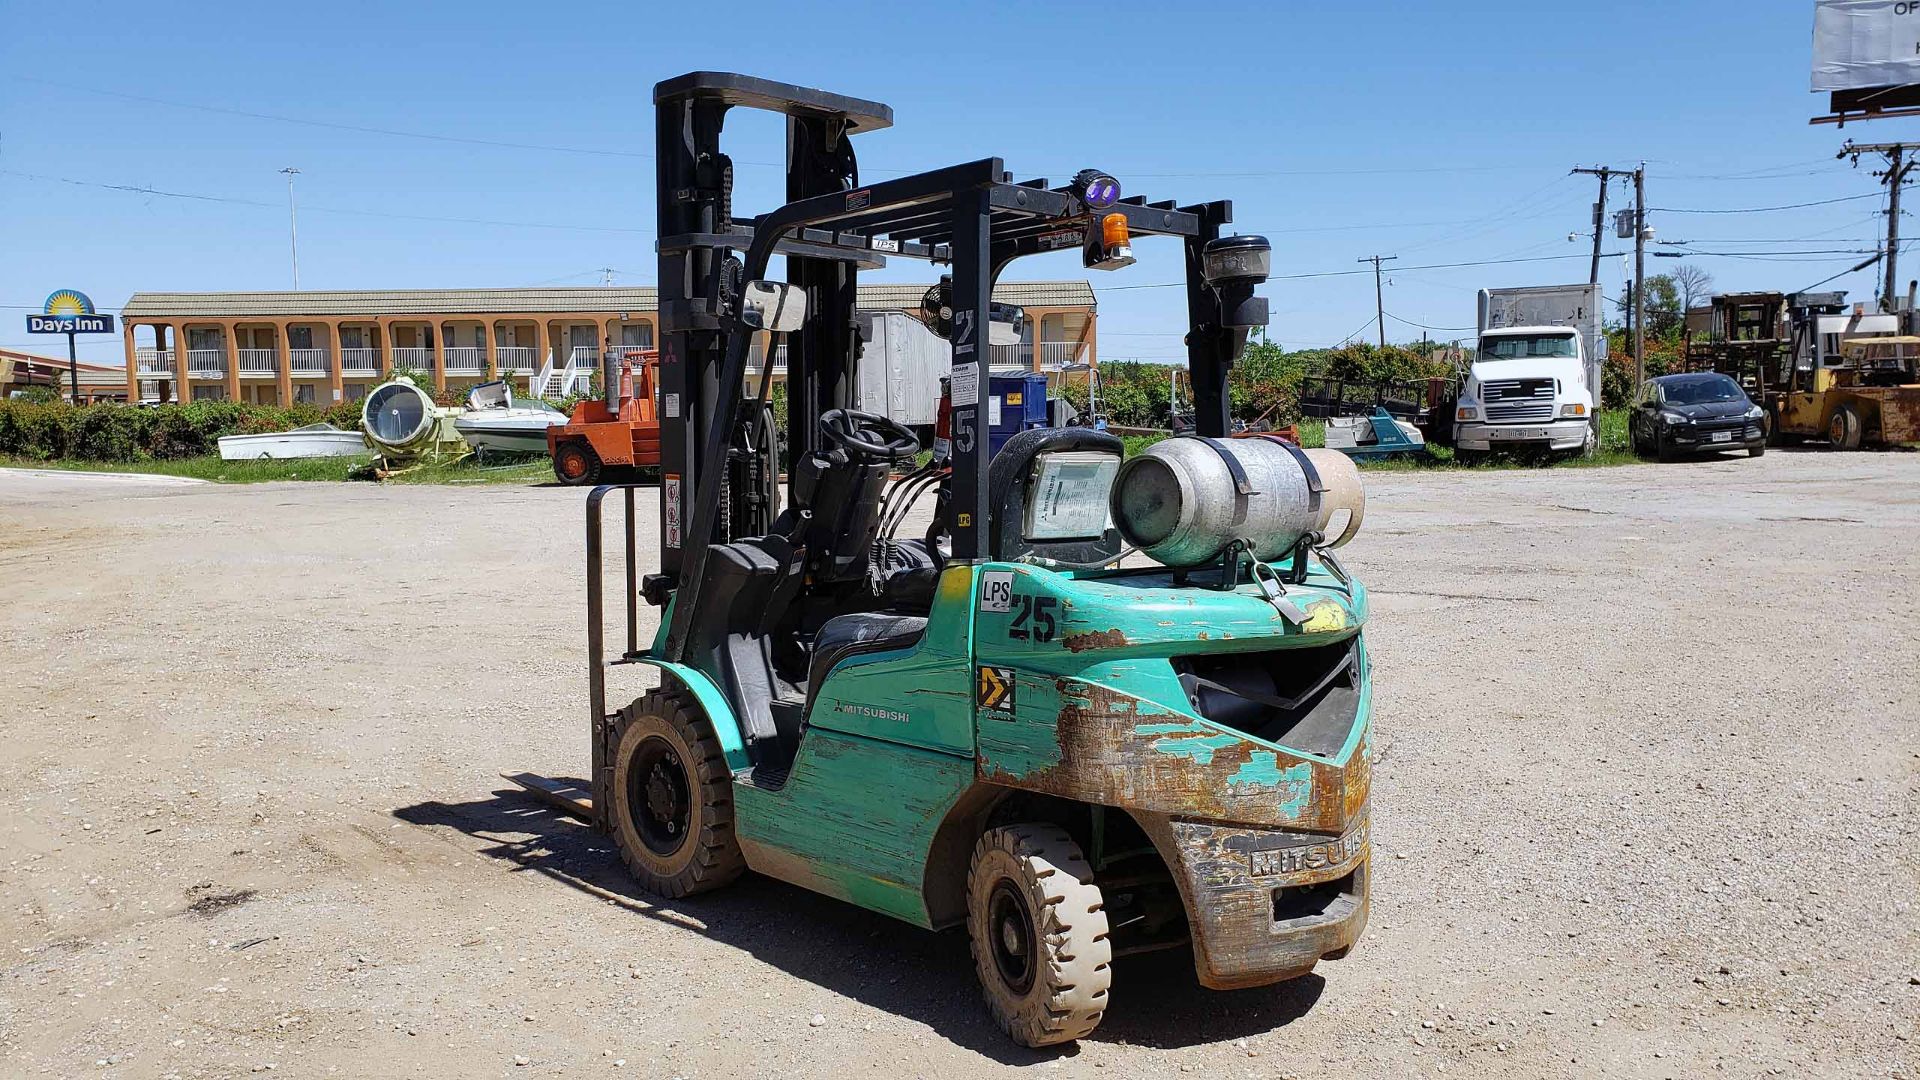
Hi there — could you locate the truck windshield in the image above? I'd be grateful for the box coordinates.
[1480,334,1576,361]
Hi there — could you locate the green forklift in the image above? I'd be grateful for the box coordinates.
[517,72,1377,1047]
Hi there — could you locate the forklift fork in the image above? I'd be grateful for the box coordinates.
[503,483,647,829]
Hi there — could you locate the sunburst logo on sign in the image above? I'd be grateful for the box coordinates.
[43,290,96,317]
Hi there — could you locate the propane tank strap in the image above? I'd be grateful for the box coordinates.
[1180,435,1253,528]
[1250,434,1324,511]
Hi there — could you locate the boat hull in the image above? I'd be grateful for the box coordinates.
[216,431,368,461]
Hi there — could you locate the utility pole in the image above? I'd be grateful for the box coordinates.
[279,167,302,290]
[1358,254,1396,348]
[1837,140,1916,311]
[1571,165,1623,284]
[1633,163,1646,389]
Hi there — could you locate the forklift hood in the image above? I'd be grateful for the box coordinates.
[971,562,1371,832]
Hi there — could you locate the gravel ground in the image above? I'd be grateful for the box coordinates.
[1,452,1915,1079]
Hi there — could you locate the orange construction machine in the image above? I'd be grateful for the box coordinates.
[546,349,662,485]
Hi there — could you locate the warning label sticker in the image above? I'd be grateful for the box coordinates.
[664,475,682,549]
[976,666,1015,713]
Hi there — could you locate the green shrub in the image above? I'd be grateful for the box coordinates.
[0,399,342,462]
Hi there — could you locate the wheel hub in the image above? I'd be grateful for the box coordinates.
[625,737,691,857]
[987,880,1037,995]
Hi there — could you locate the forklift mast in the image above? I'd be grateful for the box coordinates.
[652,73,893,583]
[647,72,1267,662]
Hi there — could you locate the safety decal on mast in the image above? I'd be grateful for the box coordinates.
[663,475,682,549]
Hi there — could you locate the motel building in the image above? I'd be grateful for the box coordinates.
[120,283,1096,405]
[3,349,132,403]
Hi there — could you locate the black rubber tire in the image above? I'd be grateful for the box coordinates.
[1748,443,1765,458]
[552,441,602,486]
[1765,407,1784,447]
[967,824,1112,1048]
[609,690,744,899]
[1656,433,1678,463]
[1829,406,1863,451]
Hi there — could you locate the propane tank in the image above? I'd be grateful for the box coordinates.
[1109,438,1365,568]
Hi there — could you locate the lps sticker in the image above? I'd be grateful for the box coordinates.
[980,570,1014,612]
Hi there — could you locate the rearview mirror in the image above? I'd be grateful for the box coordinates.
[741,280,808,333]
[988,302,1025,347]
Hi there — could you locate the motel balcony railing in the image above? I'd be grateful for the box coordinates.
[238,349,278,377]
[187,349,226,378]
[1039,341,1080,371]
[135,348,172,375]
[495,346,536,374]
[290,348,330,376]
[340,348,381,376]
[391,347,435,372]
[443,347,485,376]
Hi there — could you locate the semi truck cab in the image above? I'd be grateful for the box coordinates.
[1453,325,1596,457]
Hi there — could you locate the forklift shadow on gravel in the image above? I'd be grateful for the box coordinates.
[392,788,1324,1056]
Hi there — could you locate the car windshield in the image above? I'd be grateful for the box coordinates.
[1661,376,1745,405]
[1480,333,1576,360]
[1658,372,1751,401]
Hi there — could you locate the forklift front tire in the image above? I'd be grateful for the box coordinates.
[609,690,744,899]
[967,825,1112,1048]
[553,441,602,486]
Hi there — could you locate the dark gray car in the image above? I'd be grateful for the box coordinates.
[1629,372,1766,461]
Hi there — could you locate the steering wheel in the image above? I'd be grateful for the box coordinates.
[821,408,920,461]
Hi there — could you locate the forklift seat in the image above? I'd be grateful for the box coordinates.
[807,612,929,699]
[681,535,806,767]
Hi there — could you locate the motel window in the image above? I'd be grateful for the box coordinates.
[192,385,226,402]
[294,384,316,404]
[288,326,314,350]
[621,323,654,348]
[339,327,365,349]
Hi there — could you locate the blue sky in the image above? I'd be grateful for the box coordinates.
[0,0,1896,365]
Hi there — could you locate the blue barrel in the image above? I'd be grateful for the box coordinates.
[988,372,1051,457]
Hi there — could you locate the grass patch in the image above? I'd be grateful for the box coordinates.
[0,452,561,486]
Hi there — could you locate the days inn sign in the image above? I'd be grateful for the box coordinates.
[26,290,115,335]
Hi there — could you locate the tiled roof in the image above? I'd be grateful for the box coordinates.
[120,282,1095,320]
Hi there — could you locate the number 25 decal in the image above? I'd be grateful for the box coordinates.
[1008,595,1058,642]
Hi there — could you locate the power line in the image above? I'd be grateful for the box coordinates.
[1092,250,1629,293]
[1384,311,1476,332]
[10,74,666,162]
[1649,192,1883,213]
[2,169,654,234]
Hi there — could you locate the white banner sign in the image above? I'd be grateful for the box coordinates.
[1813,0,1920,91]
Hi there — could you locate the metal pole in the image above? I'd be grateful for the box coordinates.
[66,330,79,403]
[280,167,302,290]
[1571,166,1614,285]
[1886,146,1904,310]
[1633,164,1647,389]
[1359,254,1397,347]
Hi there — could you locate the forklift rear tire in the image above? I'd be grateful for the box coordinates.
[609,690,744,899]
[966,824,1112,1047]
[553,441,602,486]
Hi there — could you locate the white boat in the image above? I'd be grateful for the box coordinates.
[453,380,569,456]
[217,423,368,461]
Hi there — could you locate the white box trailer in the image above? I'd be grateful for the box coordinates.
[1477,284,1607,398]
[1456,284,1607,459]
[853,311,950,430]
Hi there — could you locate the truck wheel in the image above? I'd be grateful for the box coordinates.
[967,825,1111,1048]
[553,441,602,486]
[1828,406,1863,451]
[609,690,744,899]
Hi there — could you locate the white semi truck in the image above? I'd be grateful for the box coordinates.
[1454,284,1605,460]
